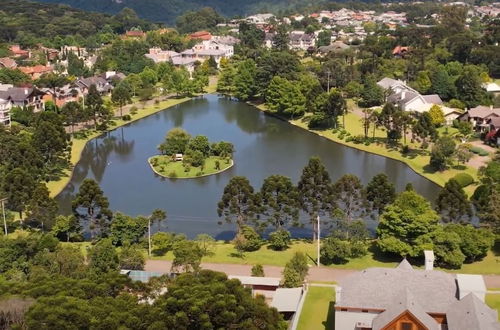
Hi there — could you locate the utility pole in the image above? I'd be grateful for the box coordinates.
[148,217,152,256]
[327,71,331,93]
[1,198,7,236]
[317,215,320,267]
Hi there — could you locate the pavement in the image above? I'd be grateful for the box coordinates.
[146,260,500,288]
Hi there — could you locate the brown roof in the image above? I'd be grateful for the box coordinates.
[0,57,17,69]
[489,117,500,128]
[468,106,500,119]
[189,31,212,40]
[19,65,52,75]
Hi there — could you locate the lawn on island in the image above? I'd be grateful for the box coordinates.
[149,155,233,178]
[297,286,336,330]
[486,294,500,320]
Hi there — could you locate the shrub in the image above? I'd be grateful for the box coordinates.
[401,145,410,154]
[345,136,353,142]
[364,141,371,146]
[168,171,177,178]
[351,135,365,144]
[130,106,138,115]
[470,146,482,154]
[251,264,265,277]
[282,252,309,288]
[268,229,291,251]
[452,173,474,187]
[122,114,131,121]
[195,171,203,177]
[479,150,489,156]
[233,226,262,252]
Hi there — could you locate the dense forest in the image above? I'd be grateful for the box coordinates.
[35,0,329,23]
[0,0,158,46]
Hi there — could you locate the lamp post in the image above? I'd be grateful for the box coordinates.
[317,215,321,267]
[1,198,7,236]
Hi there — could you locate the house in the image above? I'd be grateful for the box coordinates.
[76,76,112,95]
[0,91,12,126]
[289,32,316,51]
[486,117,500,146]
[246,13,275,25]
[19,65,53,80]
[392,45,410,58]
[335,258,499,330]
[378,78,443,112]
[0,86,45,112]
[264,33,276,48]
[189,31,212,41]
[459,105,500,131]
[41,84,82,108]
[0,57,17,69]
[317,41,350,55]
[123,30,146,39]
[483,82,500,96]
[9,45,30,58]
[270,287,304,321]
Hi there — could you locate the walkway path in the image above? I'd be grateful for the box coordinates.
[146,260,500,288]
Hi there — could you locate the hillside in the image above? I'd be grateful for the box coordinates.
[34,0,325,24]
[0,0,157,44]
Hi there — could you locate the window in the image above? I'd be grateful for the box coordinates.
[401,322,413,330]
[361,309,368,313]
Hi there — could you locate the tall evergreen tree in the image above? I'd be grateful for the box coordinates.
[297,157,334,240]
[217,176,258,231]
[259,175,299,230]
[366,174,396,214]
[436,179,473,223]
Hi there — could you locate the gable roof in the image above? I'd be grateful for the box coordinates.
[377,77,400,89]
[337,262,457,313]
[422,94,443,105]
[372,288,439,330]
[0,57,17,69]
[447,293,500,330]
[468,106,500,119]
[4,87,44,102]
[270,288,303,312]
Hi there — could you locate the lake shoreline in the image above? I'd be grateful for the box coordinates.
[247,100,477,192]
[47,95,205,198]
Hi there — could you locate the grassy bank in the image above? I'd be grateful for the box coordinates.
[297,286,335,330]
[253,103,479,194]
[149,240,500,275]
[148,155,233,178]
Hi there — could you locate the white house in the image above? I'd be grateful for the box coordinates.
[0,93,12,126]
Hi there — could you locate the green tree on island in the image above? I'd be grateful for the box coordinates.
[158,128,191,155]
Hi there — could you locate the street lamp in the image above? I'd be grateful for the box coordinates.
[1,198,7,236]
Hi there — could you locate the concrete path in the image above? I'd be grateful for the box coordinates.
[146,259,500,288]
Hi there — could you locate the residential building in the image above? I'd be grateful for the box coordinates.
[0,86,45,112]
[123,30,146,39]
[0,92,12,126]
[0,57,17,69]
[18,65,53,80]
[9,45,30,58]
[76,76,112,95]
[41,84,82,108]
[483,82,500,96]
[377,77,443,112]
[317,41,350,55]
[189,31,212,41]
[486,117,500,146]
[289,31,316,51]
[392,45,410,58]
[246,13,275,25]
[459,105,500,131]
[335,259,500,330]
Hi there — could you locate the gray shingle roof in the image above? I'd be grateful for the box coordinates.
[377,77,400,89]
[372,288,440,330]
[337,261,457,313]
[468,106,500,119]
[447,293,500,330]
[422,94,443,105]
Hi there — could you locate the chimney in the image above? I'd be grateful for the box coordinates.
[424,250,434,271]
[491,105,494,110]
[24,88,28,95]
[401,91,406,100]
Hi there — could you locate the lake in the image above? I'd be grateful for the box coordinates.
[57,94,441,239]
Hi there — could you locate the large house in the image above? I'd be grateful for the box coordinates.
[459,105,500,131]
[377,77,444,113]
[19,65,53,80]
[289,31,316,51]
[335,258,500,330]
[76,76,112,95]
[0,57,17,69]
[0,87,12,125]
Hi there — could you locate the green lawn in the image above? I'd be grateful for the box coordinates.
[289,111,478,195]
[149,155,233,178]
[297,286,335,330]
[486,294,500,320]
[151,240,500,275]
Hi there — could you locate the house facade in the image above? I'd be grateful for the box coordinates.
[459,105,500,131]
[335,259,500,330]
[0,93,12,126]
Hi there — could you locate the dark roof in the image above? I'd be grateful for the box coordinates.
[372,288,439,330]
[337,260,458,313]
[3,87,44,102]
[446,294,500,330]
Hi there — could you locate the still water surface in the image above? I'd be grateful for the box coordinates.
[57,94,440,239]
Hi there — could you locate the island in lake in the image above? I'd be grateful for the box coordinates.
[149,127,234,178]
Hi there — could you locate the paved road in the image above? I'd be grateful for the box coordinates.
[146,260,500,288]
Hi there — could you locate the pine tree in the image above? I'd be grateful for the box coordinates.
[436,179,473,223]
[366,174,396,214]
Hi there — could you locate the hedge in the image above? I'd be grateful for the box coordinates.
[453,173,474,187]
